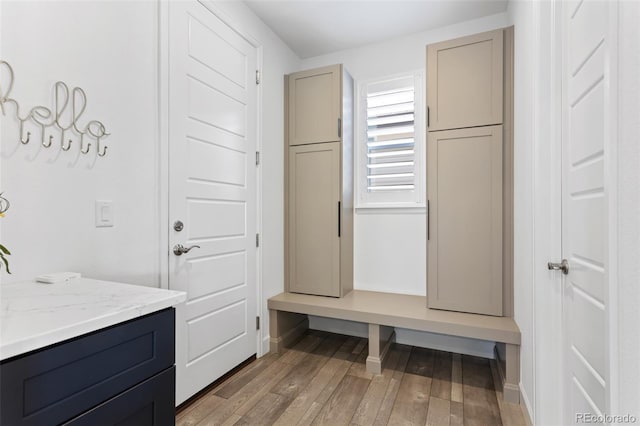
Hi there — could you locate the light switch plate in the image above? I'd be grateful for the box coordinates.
[95,200,114,227]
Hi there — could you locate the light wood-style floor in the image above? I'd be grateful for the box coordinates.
[176,330,527,426]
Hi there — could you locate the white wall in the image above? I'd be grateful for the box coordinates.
[300,12,509,297]
[506,0,535,421]
[0,1,300,355]
[0,1,160,286]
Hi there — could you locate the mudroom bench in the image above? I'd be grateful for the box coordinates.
[268,290,521,403]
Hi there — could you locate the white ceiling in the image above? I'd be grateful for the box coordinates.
[244,0,508,58]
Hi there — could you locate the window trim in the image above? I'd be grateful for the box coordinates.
[355,70,426,209]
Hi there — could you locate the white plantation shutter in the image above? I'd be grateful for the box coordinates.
[357,73,425,207]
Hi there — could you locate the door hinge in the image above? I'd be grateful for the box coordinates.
[256,70,261,85]
[256,151,260,166]
[337,118,342,138]
[427,106,430,128]
[256,233,260,247]
[256,316,260,330]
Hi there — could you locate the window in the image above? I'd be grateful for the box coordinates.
[356,71,425,208]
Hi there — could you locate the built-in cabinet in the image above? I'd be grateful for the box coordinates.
[288,65,343,146]
[427,29,504,131]
[427,28,513,316]
[285,64,354,297]
[427,126,503,315]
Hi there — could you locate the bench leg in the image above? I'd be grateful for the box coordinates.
[495,343,521,403]
[269,310,308,353]
[503,343,520,403]
[366,324,395,375]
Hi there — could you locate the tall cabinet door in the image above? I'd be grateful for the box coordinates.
[427,29,503,131]
[427,126,503,315]
[288,65,342,146]
[288,142,341,297]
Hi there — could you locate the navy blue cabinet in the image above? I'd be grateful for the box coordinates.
[0,308,176,426]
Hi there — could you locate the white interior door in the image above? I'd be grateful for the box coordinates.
[167,0,258,405]
[560,1,610,422]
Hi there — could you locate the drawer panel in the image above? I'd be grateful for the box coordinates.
[1,308,174,426]
[65,366,175,426]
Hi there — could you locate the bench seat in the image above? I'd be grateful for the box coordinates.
[267,290,521,403]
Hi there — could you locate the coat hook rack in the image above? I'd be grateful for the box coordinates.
[0,60,110,157]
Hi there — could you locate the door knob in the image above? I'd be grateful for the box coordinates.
[173,244,200,256]
[547,259,569,275]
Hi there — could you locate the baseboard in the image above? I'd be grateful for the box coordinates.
[308,316,496,359]
[494,346,507,388]
[520,383,534,426]
[308,316,368,338]
[380,330,395,361]
[490,357,532,425]
[270,316,309,353]
[261,334,270,355]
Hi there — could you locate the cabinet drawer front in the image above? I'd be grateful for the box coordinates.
[64,367,175,426]
[1,308,175,425]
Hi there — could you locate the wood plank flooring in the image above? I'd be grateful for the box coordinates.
[176,330,526,426]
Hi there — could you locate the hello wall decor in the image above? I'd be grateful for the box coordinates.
[0,60,110,157]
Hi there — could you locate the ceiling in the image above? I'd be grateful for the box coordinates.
[244,0,508,58]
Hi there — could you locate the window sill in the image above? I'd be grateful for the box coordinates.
[355,205,427,214]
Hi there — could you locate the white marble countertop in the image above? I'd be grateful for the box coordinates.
[0,278,186,361]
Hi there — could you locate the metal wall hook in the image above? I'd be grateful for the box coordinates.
[43,134,53,148]
[62,138,73,151]
[97,138,107,157]
[80,141,91,154]
[21,131,30,144]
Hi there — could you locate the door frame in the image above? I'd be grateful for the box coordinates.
[532,2,563,423]
[532,0,620,423]
[157,0,266,356]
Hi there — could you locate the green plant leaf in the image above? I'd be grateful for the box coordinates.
[0,253,11,274]
[0,243,11,255]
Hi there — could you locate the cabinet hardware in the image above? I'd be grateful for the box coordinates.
[338,201,341,237]
[427,200,430,240]
[338,118,342,138]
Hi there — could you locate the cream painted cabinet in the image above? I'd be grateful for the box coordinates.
[288,65,342,146]
[285,65,354,297]
[427,126,503,315]
[426,27,513,316]
[288,143,341,296]
[427,29,503,131]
